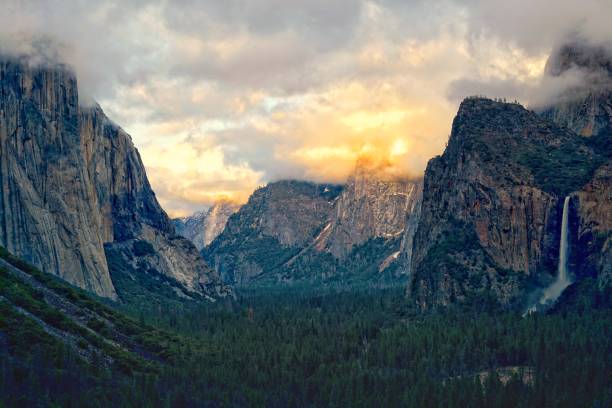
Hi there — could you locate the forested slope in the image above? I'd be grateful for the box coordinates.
[0,244,610,407]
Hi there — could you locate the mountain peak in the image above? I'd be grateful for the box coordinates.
[174,201,242,250]
[539,42,612,137]
[0,57,228,300]
[545,41,612,80]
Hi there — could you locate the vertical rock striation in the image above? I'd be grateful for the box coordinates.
[173,200,241,251]
[0,59,115,298]
[0,57,227,299]
[318,158,422,260]
[409,97,606,310]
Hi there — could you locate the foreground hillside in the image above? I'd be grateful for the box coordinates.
[0,246,202,406]
[1,246,610,407]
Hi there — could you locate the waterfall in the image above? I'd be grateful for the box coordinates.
[525,196,573,314]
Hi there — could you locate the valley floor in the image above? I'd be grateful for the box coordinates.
[1,274,611,407]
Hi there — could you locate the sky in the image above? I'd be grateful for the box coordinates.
[1,0,611,217]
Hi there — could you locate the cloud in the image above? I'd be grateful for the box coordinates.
[460,0,612,54]
[1,0,611,216]
[446,0,612,108]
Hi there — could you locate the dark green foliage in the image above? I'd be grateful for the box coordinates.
[551,278,612,314]
[113,285,609,407]
[1,246,610,407]
[516,135,606,196]
[105,244,207,310]
[132,240,155,257]
[0,246,192,371]
[257,236,406,286]
[453,98,608,196]
[413,218,524,311]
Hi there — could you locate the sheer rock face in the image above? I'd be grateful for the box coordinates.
[408,43,612,311]
[204,166,423,285]
[572,162,612,287]
[408,98,602,311]
[539,42,612,289]
[0,58,227,299]
[204,181,340,284]
[0,59,115,298]
[398,181,423,277]
[173,201,241,251]
[540,90,612,137]
[79,104,228,296]
[318,161,422,260]
[540,42,612,138]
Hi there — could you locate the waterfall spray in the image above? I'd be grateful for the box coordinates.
[525,196,573,314]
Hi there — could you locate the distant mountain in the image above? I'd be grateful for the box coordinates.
[0,57,229,301]
[203,181,341,284]
[539,41,612,138]
[316,157,421,260]
[203,161,422,285]
[173,201,241,251]
[308,159,422,280]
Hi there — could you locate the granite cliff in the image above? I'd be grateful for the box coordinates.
[203,181,341,284]
[408,96,609,311]
[0,58,227,300]
[540,41,612,293]
[173,200,241,251]
[203,161,422,285]
[407,42,611,311]
[317,158,422,260]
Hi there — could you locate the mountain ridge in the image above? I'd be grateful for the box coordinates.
[408,95,610,311]
[173,200,241,251]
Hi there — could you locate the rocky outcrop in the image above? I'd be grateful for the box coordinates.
[173,200,241,250]
[572,162,612,286]
[0,57,227,300]
[540,90,612,137]
[203,181,341,284]
[539,41,612,138]
[318,158,422,260]
[0,59,115,298]
[204,163,423,285]
[539,41,612,290]
[409,97,607,311]
[398,181,423,277]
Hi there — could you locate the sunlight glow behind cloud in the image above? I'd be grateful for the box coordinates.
[1,0,610,216]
